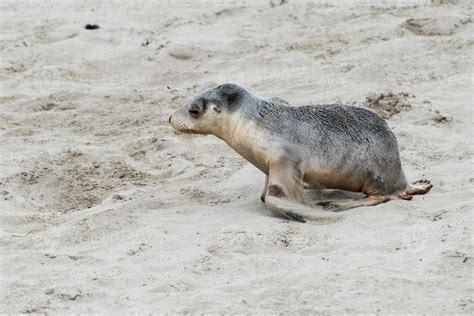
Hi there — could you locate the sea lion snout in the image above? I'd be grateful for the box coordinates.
[169,97,218,135]
[169,109,193,134]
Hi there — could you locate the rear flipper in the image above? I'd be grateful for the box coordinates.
[316,179,433,212]
[317,195,395,212]
[404,179,433,196]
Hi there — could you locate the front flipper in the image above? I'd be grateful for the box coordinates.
[263,157,342,223]
[260,175,269,203]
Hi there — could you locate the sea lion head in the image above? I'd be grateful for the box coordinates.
[169,83,248,136]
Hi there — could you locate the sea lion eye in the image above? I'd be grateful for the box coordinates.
[188,98,206,118]
[188,109,200,118]
[213,106,221,113]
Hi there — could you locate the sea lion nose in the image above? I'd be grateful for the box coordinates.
[168,115,172,123]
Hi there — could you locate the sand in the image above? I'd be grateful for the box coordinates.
[0,0,472,313]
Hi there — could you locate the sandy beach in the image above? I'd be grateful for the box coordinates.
[0,0,472,313]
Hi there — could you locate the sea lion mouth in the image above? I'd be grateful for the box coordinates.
[170,120,194,135]
[173,128,193,135]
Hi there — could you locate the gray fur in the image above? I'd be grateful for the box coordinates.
[169,83,419,222]
[190,84,407,195]
[253,102,406,194]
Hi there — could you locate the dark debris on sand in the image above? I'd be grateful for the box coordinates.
[85,24,100,30]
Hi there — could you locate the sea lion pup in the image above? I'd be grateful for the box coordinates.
[169,83,433,223]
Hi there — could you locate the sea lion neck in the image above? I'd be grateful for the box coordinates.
[213,93,264,143]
